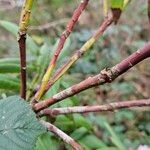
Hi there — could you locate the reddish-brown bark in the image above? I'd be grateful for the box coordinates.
[38,99,150,117]
[40,120,83,150]
[32,42,150,111]
[18,33,26,99]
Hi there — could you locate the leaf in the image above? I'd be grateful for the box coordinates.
[97,147,119,150]
[0,20,39,54]
[45,80,61,100]
[0,96,46,150]
[35,133,58,150]
[103,122,125,150]
[0,58,36,64]
[111,82,135,95]
[90,116,125,150]
[0,63,35,74]
[58,37,71,61]
[80,135,107,149]
[114,110,135,123]
[0,74,20,90]
[0,58,20,64]
[70,127,88,140]
[61,81,80,106]
[0,20,18,35]
[0,64,20,73]
[37,44,51,80]
[51,37,71,66]
[54,115,74,131]
[110,0,124,9]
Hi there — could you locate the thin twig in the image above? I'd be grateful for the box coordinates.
[34,0,89,101]
[39,13,113,97]
[18,33,26,99]
[38,99,150,117]
[18,0,34,99]
[32,42,150,111]
[40,120,83,150]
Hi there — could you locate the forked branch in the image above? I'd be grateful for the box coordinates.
[35,0,89,101]
[38,99,150,117]
[40,120,83,150]
[47,13,113,88]
[33,42,150,111]
[39,13,113,97]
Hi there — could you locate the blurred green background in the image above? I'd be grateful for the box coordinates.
[0,0,150,149]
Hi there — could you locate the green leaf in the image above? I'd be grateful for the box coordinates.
[50,37,71,66]
[54,115,74,131]
[37,44,51,80]
[103,122,125,150]
[114,110,135,123]
[0,96,46,150]
[73,114,92,130]
[0,58,36,64]
[35,133,58,150]
[110,0,124,9]
[0,20,18,35]
[111,82,135,95]
[70,127,88,140]
[45,80,61,99]
[0,20,39,54]
[97,147,119,150]
[0,58,20,64]
[61,81,79,106]
[0,64,20,73]
[0,63,35,74]
[0,75,20,90]
[59,37,71,61]
[80,135,107,149]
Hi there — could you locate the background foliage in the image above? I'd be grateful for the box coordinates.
[0,0,149,149]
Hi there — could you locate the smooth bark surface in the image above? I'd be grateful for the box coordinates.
[40,120,83,150]
[18,0,34,99]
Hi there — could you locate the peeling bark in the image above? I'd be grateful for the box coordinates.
[38,99,150,117]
